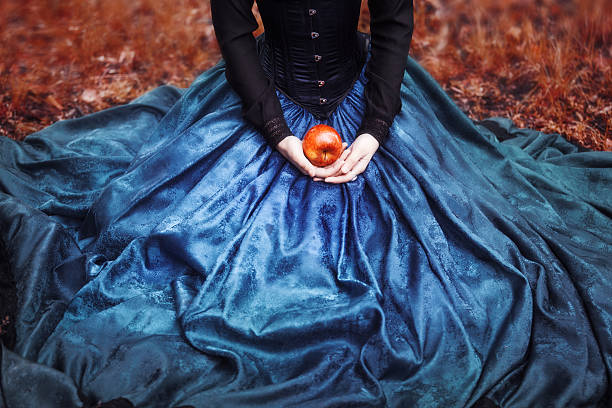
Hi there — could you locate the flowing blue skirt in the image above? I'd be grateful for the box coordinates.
[0,54,611,407]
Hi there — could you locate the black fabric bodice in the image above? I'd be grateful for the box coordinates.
[210,0,414,146]
[256,0,368,120]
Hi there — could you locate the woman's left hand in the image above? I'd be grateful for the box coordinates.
[314,133,379,184]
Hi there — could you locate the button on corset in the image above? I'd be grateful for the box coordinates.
[256,0,367,119]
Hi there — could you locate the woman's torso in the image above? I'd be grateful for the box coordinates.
[256,0,368,119]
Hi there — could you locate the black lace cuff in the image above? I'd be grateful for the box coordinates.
[356,116,391,145]
[262,115,293,147]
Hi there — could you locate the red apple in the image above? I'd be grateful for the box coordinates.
[302,124,343,167]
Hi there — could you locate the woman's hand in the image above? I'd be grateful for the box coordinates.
[276,136,348,179]
[314,133,379,184]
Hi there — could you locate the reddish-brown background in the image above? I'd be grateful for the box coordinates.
[0,0,610,150]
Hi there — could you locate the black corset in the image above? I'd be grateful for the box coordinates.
[256,0,368,120]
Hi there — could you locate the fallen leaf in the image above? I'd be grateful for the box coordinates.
[81,89,98,103]
[45,95,63,110]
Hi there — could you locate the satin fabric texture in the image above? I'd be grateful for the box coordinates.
[0,53,611,407]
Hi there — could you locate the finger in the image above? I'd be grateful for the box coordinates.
[335,143,350,166]
[339,146,351,161]
[313,177,324,182]
[324,171,357,184]
[312,144,351,178]
[330,145,351,171]
[313,157,345,178]
[351,155,371,176]
[324,165,361,183]
[330,143,350,166]
[316,165,346,179]
[316,168,343,179]
[340,148,365,174]
[325,155,372,184]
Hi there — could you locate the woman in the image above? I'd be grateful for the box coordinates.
[0,1,610,407]
[210,0,412,185]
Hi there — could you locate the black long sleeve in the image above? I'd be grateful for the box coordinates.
[210,0,292,147]
[357,0,414,144]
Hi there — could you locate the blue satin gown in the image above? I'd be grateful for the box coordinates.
[0,48,611,406]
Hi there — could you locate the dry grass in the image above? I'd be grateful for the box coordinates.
[405,0,611,150]
[0,0,219,135]
[0,0,610,150]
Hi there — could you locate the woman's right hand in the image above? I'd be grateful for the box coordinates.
[276,136,347,180]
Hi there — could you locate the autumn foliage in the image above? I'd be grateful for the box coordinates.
[0,0,610,150]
